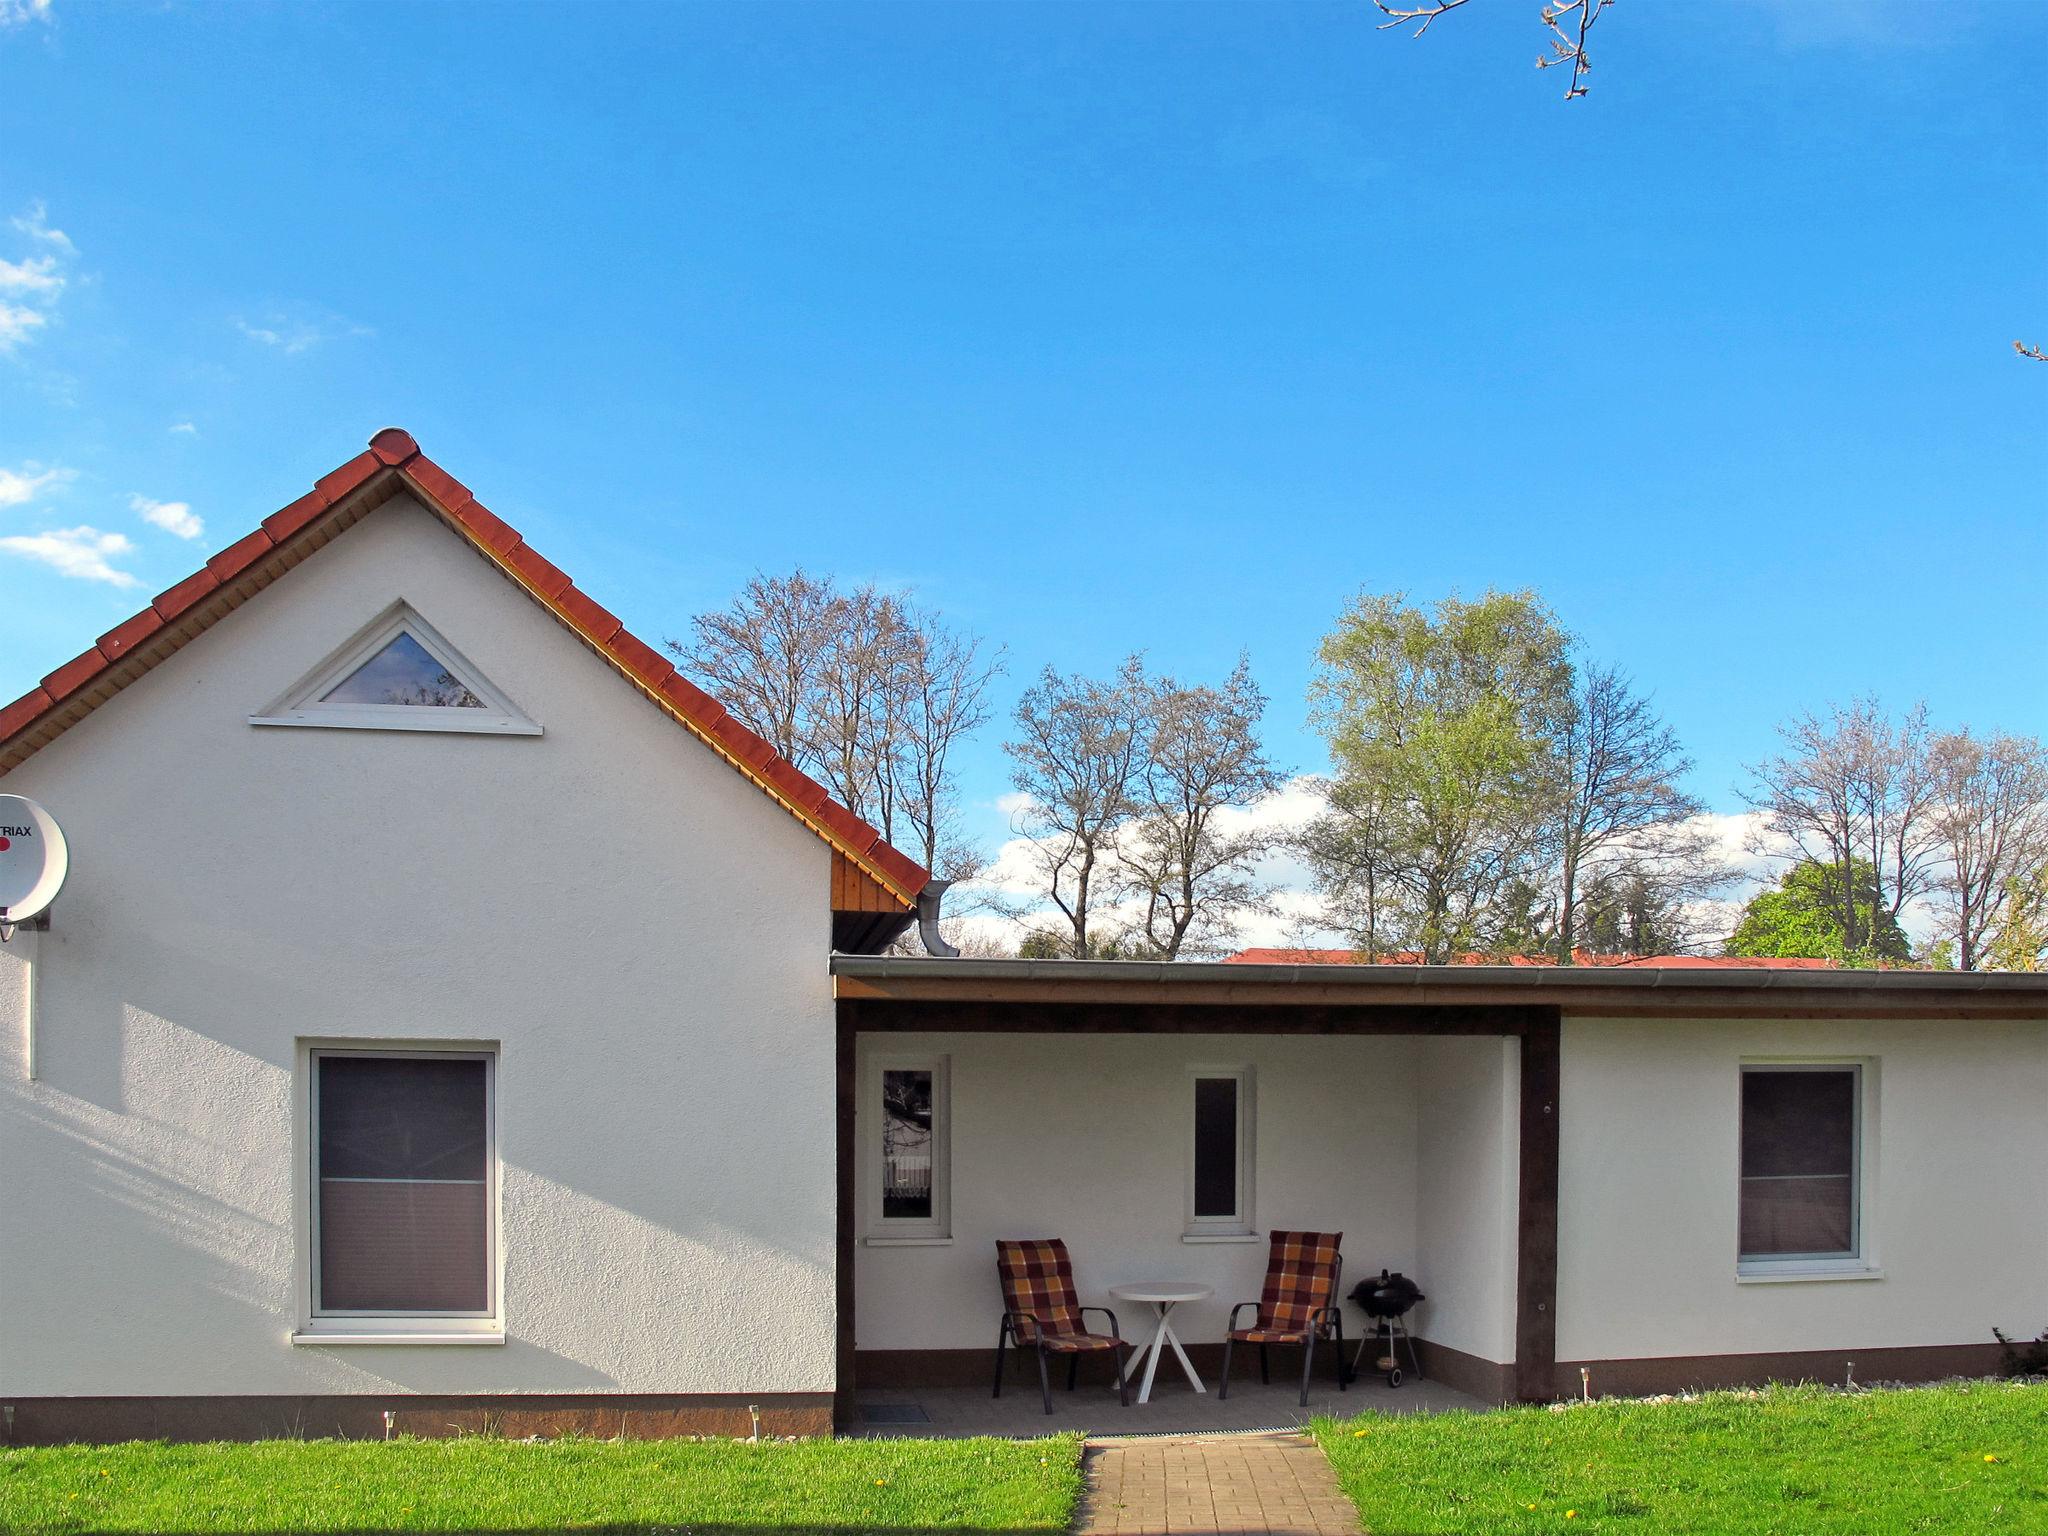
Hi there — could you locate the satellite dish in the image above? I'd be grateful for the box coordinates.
[0,794,67,941]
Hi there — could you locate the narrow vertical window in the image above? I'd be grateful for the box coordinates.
[867,1057,949,1239]
[1740,1065,1860,1265]
[1186,1067,1254,1237]
[314,1052,494,1315]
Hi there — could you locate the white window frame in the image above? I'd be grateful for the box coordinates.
[863,1053,951,1244]
[1736,1060,1873,1279]
[1185,1065,1255,1240]
[301,1046,502,1338]
[251,601,540,736]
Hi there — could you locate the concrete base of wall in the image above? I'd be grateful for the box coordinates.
[1556,1343,2008,1399]
[0,1394,835,1446]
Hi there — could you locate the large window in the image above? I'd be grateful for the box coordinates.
[313,1051,495,1316]
[866,1056,949,1240]
[1186,1067,1254,1238]
[1739,1064,1860,1266]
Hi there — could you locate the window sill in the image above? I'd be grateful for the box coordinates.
[291,1329,507,1346]
[1736,1263,1883,1284]
[1181,1233,1261,1244]
[251,714,542,737]
[863,1236,954,1247]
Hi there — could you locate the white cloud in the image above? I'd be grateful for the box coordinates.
[130,492,203,541]
[0,525,139,587]
[233,308,371,355]
[0,201,75,354]
[0,254,62,295]
[0,299,47,352]
[9,200,73,255]
[169,421,197,436]
[0,0,52,32]
[0,461,71,508]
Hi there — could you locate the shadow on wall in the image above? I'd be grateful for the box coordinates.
[4,958,831,1402]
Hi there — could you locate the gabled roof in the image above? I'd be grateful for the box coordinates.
[0,429,930,911]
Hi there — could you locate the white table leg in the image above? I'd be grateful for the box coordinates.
[1137,1306,1168,1403]
[1162,1314,1206,1394]
[1123,1305,1162,1381]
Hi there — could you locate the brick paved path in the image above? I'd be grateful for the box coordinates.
[1073,1431,1360,1535]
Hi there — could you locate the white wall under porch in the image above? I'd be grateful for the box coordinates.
[852,1030,1520,1392]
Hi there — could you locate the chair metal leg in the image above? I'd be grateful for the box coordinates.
[1259,1345,1270,1385]
[1218,1335,1235,1400]
[1300,1332,1316,1408]
[1067,1354,1079,1392]
[1334,1318,1349,1391]
[1035,1345,1053,1415]
[992,1319,1011,1399]
[1115,1342,1130,1407]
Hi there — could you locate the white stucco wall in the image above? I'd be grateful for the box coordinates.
[1413,1037,1519,1364]
[0,494,839,1398]
[1556,1014,2048,1363]
[855,1032,1424,1354]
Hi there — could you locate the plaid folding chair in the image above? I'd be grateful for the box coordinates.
[1218,1229,1348,1406]
[993,1239,1130,1415]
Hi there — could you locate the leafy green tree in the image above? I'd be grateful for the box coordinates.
[1306,589,1574,963]
[1983,864,2048,972]
[1724,859,1912,964]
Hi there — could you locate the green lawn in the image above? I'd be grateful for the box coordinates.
[1314,1380,2047,1535]
[0,1433,1085,1535]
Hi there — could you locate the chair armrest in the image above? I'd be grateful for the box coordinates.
[1227,1301,1262,1330]
[1311,1304,1342,1335]
[1078,1306,1122,1341]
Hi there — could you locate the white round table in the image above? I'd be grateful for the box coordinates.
[1109,1281,1213,1404]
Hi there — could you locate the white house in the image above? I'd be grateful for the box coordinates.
[2,432,2043,1442]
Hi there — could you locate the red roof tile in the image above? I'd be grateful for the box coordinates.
[0,429,930,909]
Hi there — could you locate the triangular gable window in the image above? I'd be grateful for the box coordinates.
[322,632,485,708]
[251,602,540,736]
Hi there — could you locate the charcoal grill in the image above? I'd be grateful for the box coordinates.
[1346,1269,1424,1388]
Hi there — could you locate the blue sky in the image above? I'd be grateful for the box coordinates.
[2,0,2043,879]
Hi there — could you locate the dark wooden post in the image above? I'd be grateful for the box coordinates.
[833,1008,858,1431]
[1514,1009,1562,1403]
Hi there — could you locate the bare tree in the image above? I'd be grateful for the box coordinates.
[1553,665,1722,962]
[1924,729,2048,970]
[670,572,1001,871]
[1003,659,1150,959]
[1743,699,1938,953]
[1373,0,1619,99]
[1117,659,1286,959]
[889,618,1004,877]
[675,570,839,767]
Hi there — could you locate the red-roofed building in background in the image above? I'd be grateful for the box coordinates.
[1225,948,1838,970]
